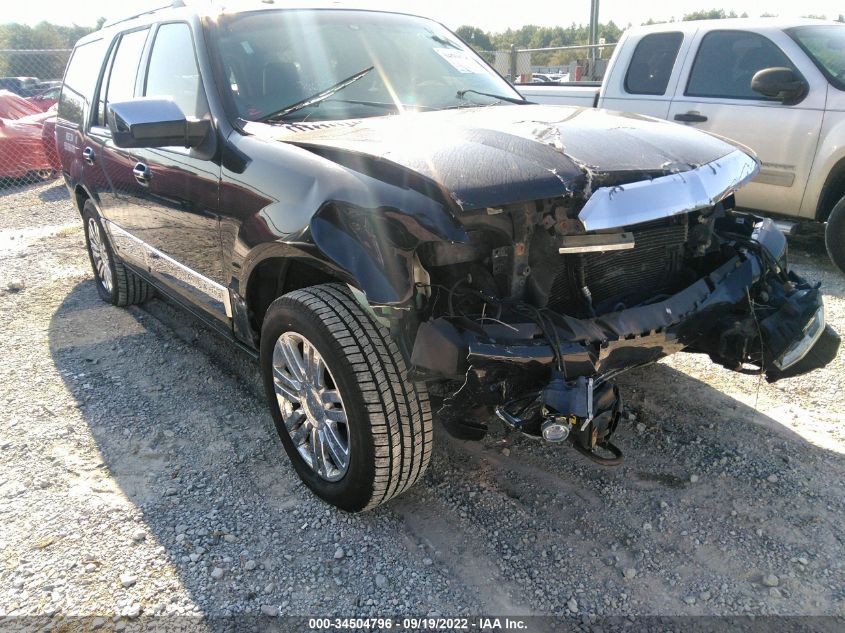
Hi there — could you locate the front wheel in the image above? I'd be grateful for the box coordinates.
[260,283,433,512]
[825,196,845,274]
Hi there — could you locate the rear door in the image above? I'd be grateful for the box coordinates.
[600,30,692,118]
[55,35,110,198]
[87,26,151,237]
[94,22,227,323]
[667,28,826,216]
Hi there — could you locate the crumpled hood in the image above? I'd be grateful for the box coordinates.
[245,104,744,210]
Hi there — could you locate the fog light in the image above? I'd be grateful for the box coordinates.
[541,419,570,442]
[774,306,825,370]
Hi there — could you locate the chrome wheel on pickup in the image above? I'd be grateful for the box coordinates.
[272,332,350,482]
[260,283,432,512]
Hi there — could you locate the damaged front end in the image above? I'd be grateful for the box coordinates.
[406,149,840,464]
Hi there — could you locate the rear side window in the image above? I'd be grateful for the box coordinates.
[624,32,683,95]
[686,30,798,99]
[58,38,108,125]
[144,23,208,118]
[102,28,150,125]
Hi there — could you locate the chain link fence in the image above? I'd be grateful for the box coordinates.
[0,49,69,187]
[484,43,616,84]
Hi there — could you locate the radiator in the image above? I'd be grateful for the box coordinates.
[547,217,689,316]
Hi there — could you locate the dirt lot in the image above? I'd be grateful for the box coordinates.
[1,180,844,628]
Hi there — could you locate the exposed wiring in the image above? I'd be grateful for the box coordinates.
[746,287,765,410]
[419,280,568,376]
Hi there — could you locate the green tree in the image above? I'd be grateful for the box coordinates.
[0,21,97,79]
[682,9,739,21]
[455,25,493,52]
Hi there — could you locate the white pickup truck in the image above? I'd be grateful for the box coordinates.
[518,18,845,273]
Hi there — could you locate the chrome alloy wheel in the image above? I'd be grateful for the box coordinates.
[87,218,113,293]
[272,332,350,481]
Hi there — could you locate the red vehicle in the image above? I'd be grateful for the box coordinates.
[0,90,40,118]
[27,86,61,112]
[0,90,58,180]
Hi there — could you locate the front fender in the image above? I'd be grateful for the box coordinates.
[309,200,470,306]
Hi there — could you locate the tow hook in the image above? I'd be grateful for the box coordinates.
[495,371,625,466]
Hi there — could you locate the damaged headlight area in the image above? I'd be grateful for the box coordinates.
[405,187,839,465]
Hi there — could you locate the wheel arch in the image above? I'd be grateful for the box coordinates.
[241,248,356,344]
[816,156,845,223]
[71,183,99,216]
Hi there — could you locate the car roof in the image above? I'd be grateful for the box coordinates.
[77,1,431,47]
[627,17,844,37]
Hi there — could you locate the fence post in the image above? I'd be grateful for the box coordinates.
[509,44,517,83]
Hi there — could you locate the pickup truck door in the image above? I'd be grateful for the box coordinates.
[667,28,826,216]
[92,22,228,324]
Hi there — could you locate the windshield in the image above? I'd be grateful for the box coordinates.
[210,9,522,121]
[787,25,845,91]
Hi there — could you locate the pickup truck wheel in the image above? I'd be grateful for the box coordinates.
[826,196,845,274]
[82,201,153,306]
[260,283,432,512]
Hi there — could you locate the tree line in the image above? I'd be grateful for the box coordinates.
[0,20,102,79]
[457,8,845,64]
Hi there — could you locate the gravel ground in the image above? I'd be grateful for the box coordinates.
[1,180,844,628]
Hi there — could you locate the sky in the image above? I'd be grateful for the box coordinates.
[7,0,845,32]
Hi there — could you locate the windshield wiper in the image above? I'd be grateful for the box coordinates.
[260,66,375,122]
[455,89,531,105]
[331,99,439,112]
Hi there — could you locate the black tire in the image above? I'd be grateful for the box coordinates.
[826,196,845,275]
[82,200,153,306]
[260,283,433,512]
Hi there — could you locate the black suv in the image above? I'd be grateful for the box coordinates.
[57,3,838,511]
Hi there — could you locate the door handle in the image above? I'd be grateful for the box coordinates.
[132,162,151,186]
[82,146,96,165]
[674,112,708,123]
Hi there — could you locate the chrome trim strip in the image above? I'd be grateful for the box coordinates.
[104,219,232,319]
[755,168,795,188]
[558,232,635,254]
[578,149,760,232]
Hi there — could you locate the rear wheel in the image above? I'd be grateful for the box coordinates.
[260,283,432,512]
[826,196,845,275]
[82,200,153,306]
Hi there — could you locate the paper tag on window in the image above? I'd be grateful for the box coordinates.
[434,48,487,74]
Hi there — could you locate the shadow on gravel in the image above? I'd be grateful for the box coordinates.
[37,182,69,203]
[0,175,60,196]
[46,279,845,618]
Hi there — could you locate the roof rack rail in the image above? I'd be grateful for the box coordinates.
[101,0,186,29]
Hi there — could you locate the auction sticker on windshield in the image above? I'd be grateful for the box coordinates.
[434,48,487,73]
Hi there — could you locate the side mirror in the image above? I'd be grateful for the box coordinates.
[108,98,210,149]
[751,67,808,105]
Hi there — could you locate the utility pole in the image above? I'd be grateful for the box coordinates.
[589,0,600,63]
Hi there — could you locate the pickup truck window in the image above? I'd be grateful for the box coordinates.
[58,38,107,125]
[687,30,798,100]
[787,25,845,91]
[144,23,209,119]
[624,32,683,95]
[211,9,521,121]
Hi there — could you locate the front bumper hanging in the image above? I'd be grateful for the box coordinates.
[411,219,839,460]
